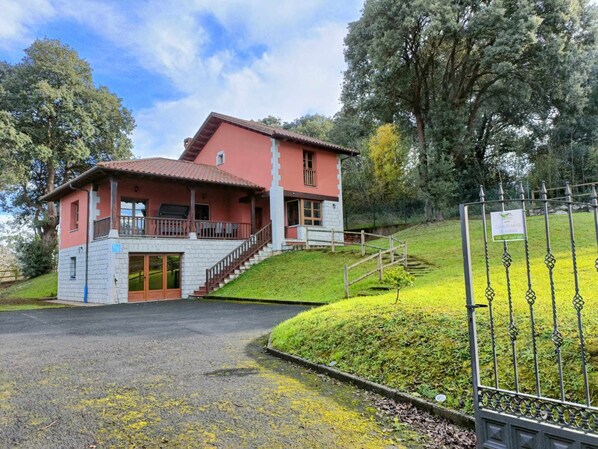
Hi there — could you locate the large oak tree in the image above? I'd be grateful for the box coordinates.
[0,39,134,245]
[341,0,597,216]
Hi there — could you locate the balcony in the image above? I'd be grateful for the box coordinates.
[93,216,251,240]
[303,168,316,187]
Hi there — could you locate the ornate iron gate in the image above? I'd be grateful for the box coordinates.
[460,182,598,448]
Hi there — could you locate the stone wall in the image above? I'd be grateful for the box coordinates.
[58,237,243,303]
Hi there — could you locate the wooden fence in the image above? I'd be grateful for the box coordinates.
[343,243,407,298]
[305,228,400,256]
[0,269,22,283]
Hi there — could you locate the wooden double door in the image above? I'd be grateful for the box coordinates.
[128,254,182,301]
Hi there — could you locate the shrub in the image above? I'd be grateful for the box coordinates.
[15,236,56,278]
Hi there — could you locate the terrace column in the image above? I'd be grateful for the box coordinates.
[109,176,119,238]
[189,187,197,239]
[250,193,256,234]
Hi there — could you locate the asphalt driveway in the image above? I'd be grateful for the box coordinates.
[0,300,425,449]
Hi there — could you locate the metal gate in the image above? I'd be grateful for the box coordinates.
[460,182,598,448]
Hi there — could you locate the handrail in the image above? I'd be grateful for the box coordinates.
[204,222,272,293]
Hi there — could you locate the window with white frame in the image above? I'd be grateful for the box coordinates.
[70,257,77,279]
[216,151,225,166]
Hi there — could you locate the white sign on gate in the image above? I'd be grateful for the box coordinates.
[490,209,526,242]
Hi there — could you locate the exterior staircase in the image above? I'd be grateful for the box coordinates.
[192,222,272,297]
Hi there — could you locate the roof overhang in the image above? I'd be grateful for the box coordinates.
[41,166,264,203]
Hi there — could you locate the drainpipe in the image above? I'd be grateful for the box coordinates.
[69,183,91,303]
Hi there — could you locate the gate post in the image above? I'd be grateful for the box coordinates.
[460,204,483,447]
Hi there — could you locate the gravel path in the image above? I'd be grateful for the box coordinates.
[0,300,434,448]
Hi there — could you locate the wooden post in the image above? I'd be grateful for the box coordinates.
[344,265,349,298]
[403,242,408,268]
[109,176,118,232]
[189,187,196,235]
[331,229,335,252]
[250,193,256,234]
[360,230,365,257]
[378,251,383,281]
[306,228,310,249]
[389,236,394,263]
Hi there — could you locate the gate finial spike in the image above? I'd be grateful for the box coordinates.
[541,181,547,201]
[479,185,485,201]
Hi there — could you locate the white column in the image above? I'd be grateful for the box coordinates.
[269,138,284,251]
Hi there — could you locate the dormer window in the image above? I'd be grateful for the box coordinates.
[303,150,316,186]
[216,151,225,166]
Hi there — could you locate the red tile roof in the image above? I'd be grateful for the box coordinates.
[98,158,261,187]
[42,157,262,202]
[179,112,359,161]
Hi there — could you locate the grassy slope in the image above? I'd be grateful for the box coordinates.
[271,213,598,413]
[211,244,395,303]
[0,272,62,312]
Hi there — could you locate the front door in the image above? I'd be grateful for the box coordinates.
[128,254,181,301]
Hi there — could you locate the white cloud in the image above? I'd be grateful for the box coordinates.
[0,0,363,158]
[0,0,54,49]
[132,20,351,159]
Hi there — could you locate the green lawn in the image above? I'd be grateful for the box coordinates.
[271,212,598,414]
[0,272,63,312]
[211,243,400,303]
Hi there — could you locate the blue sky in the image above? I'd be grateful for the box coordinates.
[0,0,363,159]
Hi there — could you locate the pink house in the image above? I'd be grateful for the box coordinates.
[43,112,357,303]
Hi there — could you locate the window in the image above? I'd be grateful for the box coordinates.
[286,199,322,226]
[303,151,316,186]
[303,200,322,226]
[120,199,147,218]
[216,151,225,166]
[120,199,147,236]
[70,257,77,279]
[70,201,79,231]
[195,204,210,221]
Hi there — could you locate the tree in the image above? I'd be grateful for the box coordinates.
[382,266,415,304]
[342,0,597,216]
[284,114,334,141]
[368,124,409,195]
[0,39,135,247]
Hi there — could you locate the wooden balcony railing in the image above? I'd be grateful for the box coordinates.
[196,221,251,240]
[93,216,251,240]
[119,216,189,238]
[304,168,316,186]
[93,217,111,239]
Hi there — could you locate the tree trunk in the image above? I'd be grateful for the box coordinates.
[414,110,433,220]
[41,164,59,246]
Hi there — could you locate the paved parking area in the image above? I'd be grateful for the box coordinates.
[0,300,423,448]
